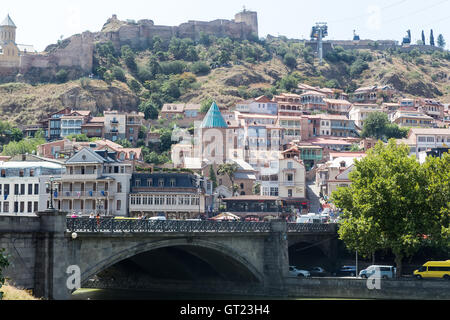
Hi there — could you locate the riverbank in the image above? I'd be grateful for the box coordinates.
[1,283,39,300]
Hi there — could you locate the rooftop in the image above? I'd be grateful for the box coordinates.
[1,14,16,27]
[200,102,229,129]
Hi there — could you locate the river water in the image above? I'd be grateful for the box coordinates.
[71,288,350,300]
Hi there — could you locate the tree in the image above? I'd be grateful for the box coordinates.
[430,29,435,46]
[121,45,137,72]
[331,140,435,277]
[252,182,261,195]
[190,61,210,75]
[200,98,214,113]
[139,100,159,120]
[209,165,218,190]
[66,134,89,142]
[112,66,126,82]
[283,53,297,69]
[421,30,426,46]
[56,69,68,83]
[0,248,9,300]
[361,112,408,140]
[116,138,132,148]
[437,34,446,49]
[217,162,239,196]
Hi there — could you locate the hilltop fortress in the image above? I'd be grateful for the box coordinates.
[0,10,258,83]
[0,10,445,83]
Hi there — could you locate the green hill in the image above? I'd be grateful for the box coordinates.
[1,35,449,126]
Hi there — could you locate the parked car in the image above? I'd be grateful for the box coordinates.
[359,265,396,279]
[309,267,327,277]
[413,260,450,280]
[148,216,167,221]
[289,266,310,277]
[335,265,357,277]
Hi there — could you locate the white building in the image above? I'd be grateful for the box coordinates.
[0,161,63,214]
[397,128,450,157]
[55,148,132,216]
[348,104,382,128]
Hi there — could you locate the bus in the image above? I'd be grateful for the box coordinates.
[413,260,450,280]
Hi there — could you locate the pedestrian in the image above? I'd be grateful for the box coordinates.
[89,213,94,219]
[96,213,101,228]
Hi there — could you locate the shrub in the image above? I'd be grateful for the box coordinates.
[160,61,186,75]
[55,69,68,83]
[190,61,210,75]
[111,66,126,82]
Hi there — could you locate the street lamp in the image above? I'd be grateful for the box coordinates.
[46,176,60,210]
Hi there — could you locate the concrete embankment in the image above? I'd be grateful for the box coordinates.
[285,277,450,300]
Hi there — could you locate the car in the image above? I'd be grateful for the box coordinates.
[289,266,310,278]
[148,216,167,221]
[413,260,450,280]
[359,265,396,279]
[309,266,327,277]
[336,265,357,277]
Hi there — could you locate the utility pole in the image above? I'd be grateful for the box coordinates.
[311,22,328,65]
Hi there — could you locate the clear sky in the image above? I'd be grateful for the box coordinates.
[2,0,449,52]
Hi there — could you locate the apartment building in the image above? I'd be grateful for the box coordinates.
[235,96,278,115]
[348,104,382,128]
[351,85,395,103]
[55,148,132,216]
[60,110,91,138]
[129,172,212,219]
[391,109,435,128]
[0,161,63,214]
[274,93,304,116]
[397,128,450,157]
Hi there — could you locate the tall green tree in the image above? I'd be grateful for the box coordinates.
[437,34,446,49]
[361,112,408,140]
[421,30,426,46]
[209,165,218,190]
[217,162,239,197]
[331,140,433,277]
[430,29,435,46]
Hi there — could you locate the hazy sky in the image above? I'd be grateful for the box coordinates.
[2,0,449,51]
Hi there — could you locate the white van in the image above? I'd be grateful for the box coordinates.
[296,213,326,224]
[359,265,396,279]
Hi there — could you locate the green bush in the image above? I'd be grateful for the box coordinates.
[111,66,126,82]
[160,61,186,75]
[55,69,68,83]
[190,61,210,75]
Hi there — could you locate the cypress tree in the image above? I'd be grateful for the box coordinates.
[430,29,435,46]
[421,30,425,45]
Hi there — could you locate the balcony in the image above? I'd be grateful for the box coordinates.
[57,191,110,198]
[111,119,119,124]
[110,128,119,133]
[282,168,297,172]
[61,173,101,180]
[301,154,323,161]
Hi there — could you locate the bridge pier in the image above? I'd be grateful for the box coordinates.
[34,210,71,300]
[263,220,289,296]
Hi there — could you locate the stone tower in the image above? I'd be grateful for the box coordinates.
[234,8,258,38]
[0,14,17,43]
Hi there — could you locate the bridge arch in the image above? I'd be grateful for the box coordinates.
[78,238,264,285]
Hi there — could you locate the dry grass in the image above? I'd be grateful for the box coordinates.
[1,283,40,300]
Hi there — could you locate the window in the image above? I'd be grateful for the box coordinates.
[135,180,141,187]
[288,189,293,197]
[159,179,164,187]
[0,184,2,195]
[28,184,33,195]
[20,184,25,195]
[14,184,19,195]
[117,182,122,193]
[1,170,5,177]
[147,179,153,187]
[287,162,293,169]
[287,174,293,181]
[4,202,9,213]
[34,184,39,195]
[27,202,32,213]
[117,200,121,211]
[426,137,435,142]
[30,170,34,177]
[170,179,176,187]
[20,202,25,213]
[34,202,38,213]
[19,170,24,177]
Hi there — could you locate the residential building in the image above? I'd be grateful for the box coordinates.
[324,98,352,115]
[316,154,366,197]
[397,128,450,157]
[81,117,105,138]
[235,96,278,115]
[0,160,63,215]
[159,103,202,127]
[417,98,445,119]
[418,147,449,164]
[308,114,358,138]
[300,91,326,112]
[274,93,304,116]
[348,104,382,128]
[104,110,126,142]
[60,110,91,138]
[278,115,312,146]
[160,103,185,120]
[391,109,435,128]
[278,152,307,213]
[351,85,395,103]
[129,172,212,219]
[46,107,73,141]
[281,143,323,171]
[55,148,132,216]
[125,112,144,144]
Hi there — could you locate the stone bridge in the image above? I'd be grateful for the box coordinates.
[0,210,338,300]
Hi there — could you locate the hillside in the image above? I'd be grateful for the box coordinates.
[0,35,449,127]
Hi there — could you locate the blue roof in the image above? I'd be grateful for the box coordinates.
[200,102,228,129]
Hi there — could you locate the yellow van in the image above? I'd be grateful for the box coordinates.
[413,260,450,280]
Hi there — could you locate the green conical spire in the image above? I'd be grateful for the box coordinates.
[200,101,228,128]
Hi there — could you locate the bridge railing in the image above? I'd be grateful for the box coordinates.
[287,223,336,233]
[66,218,273,233]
